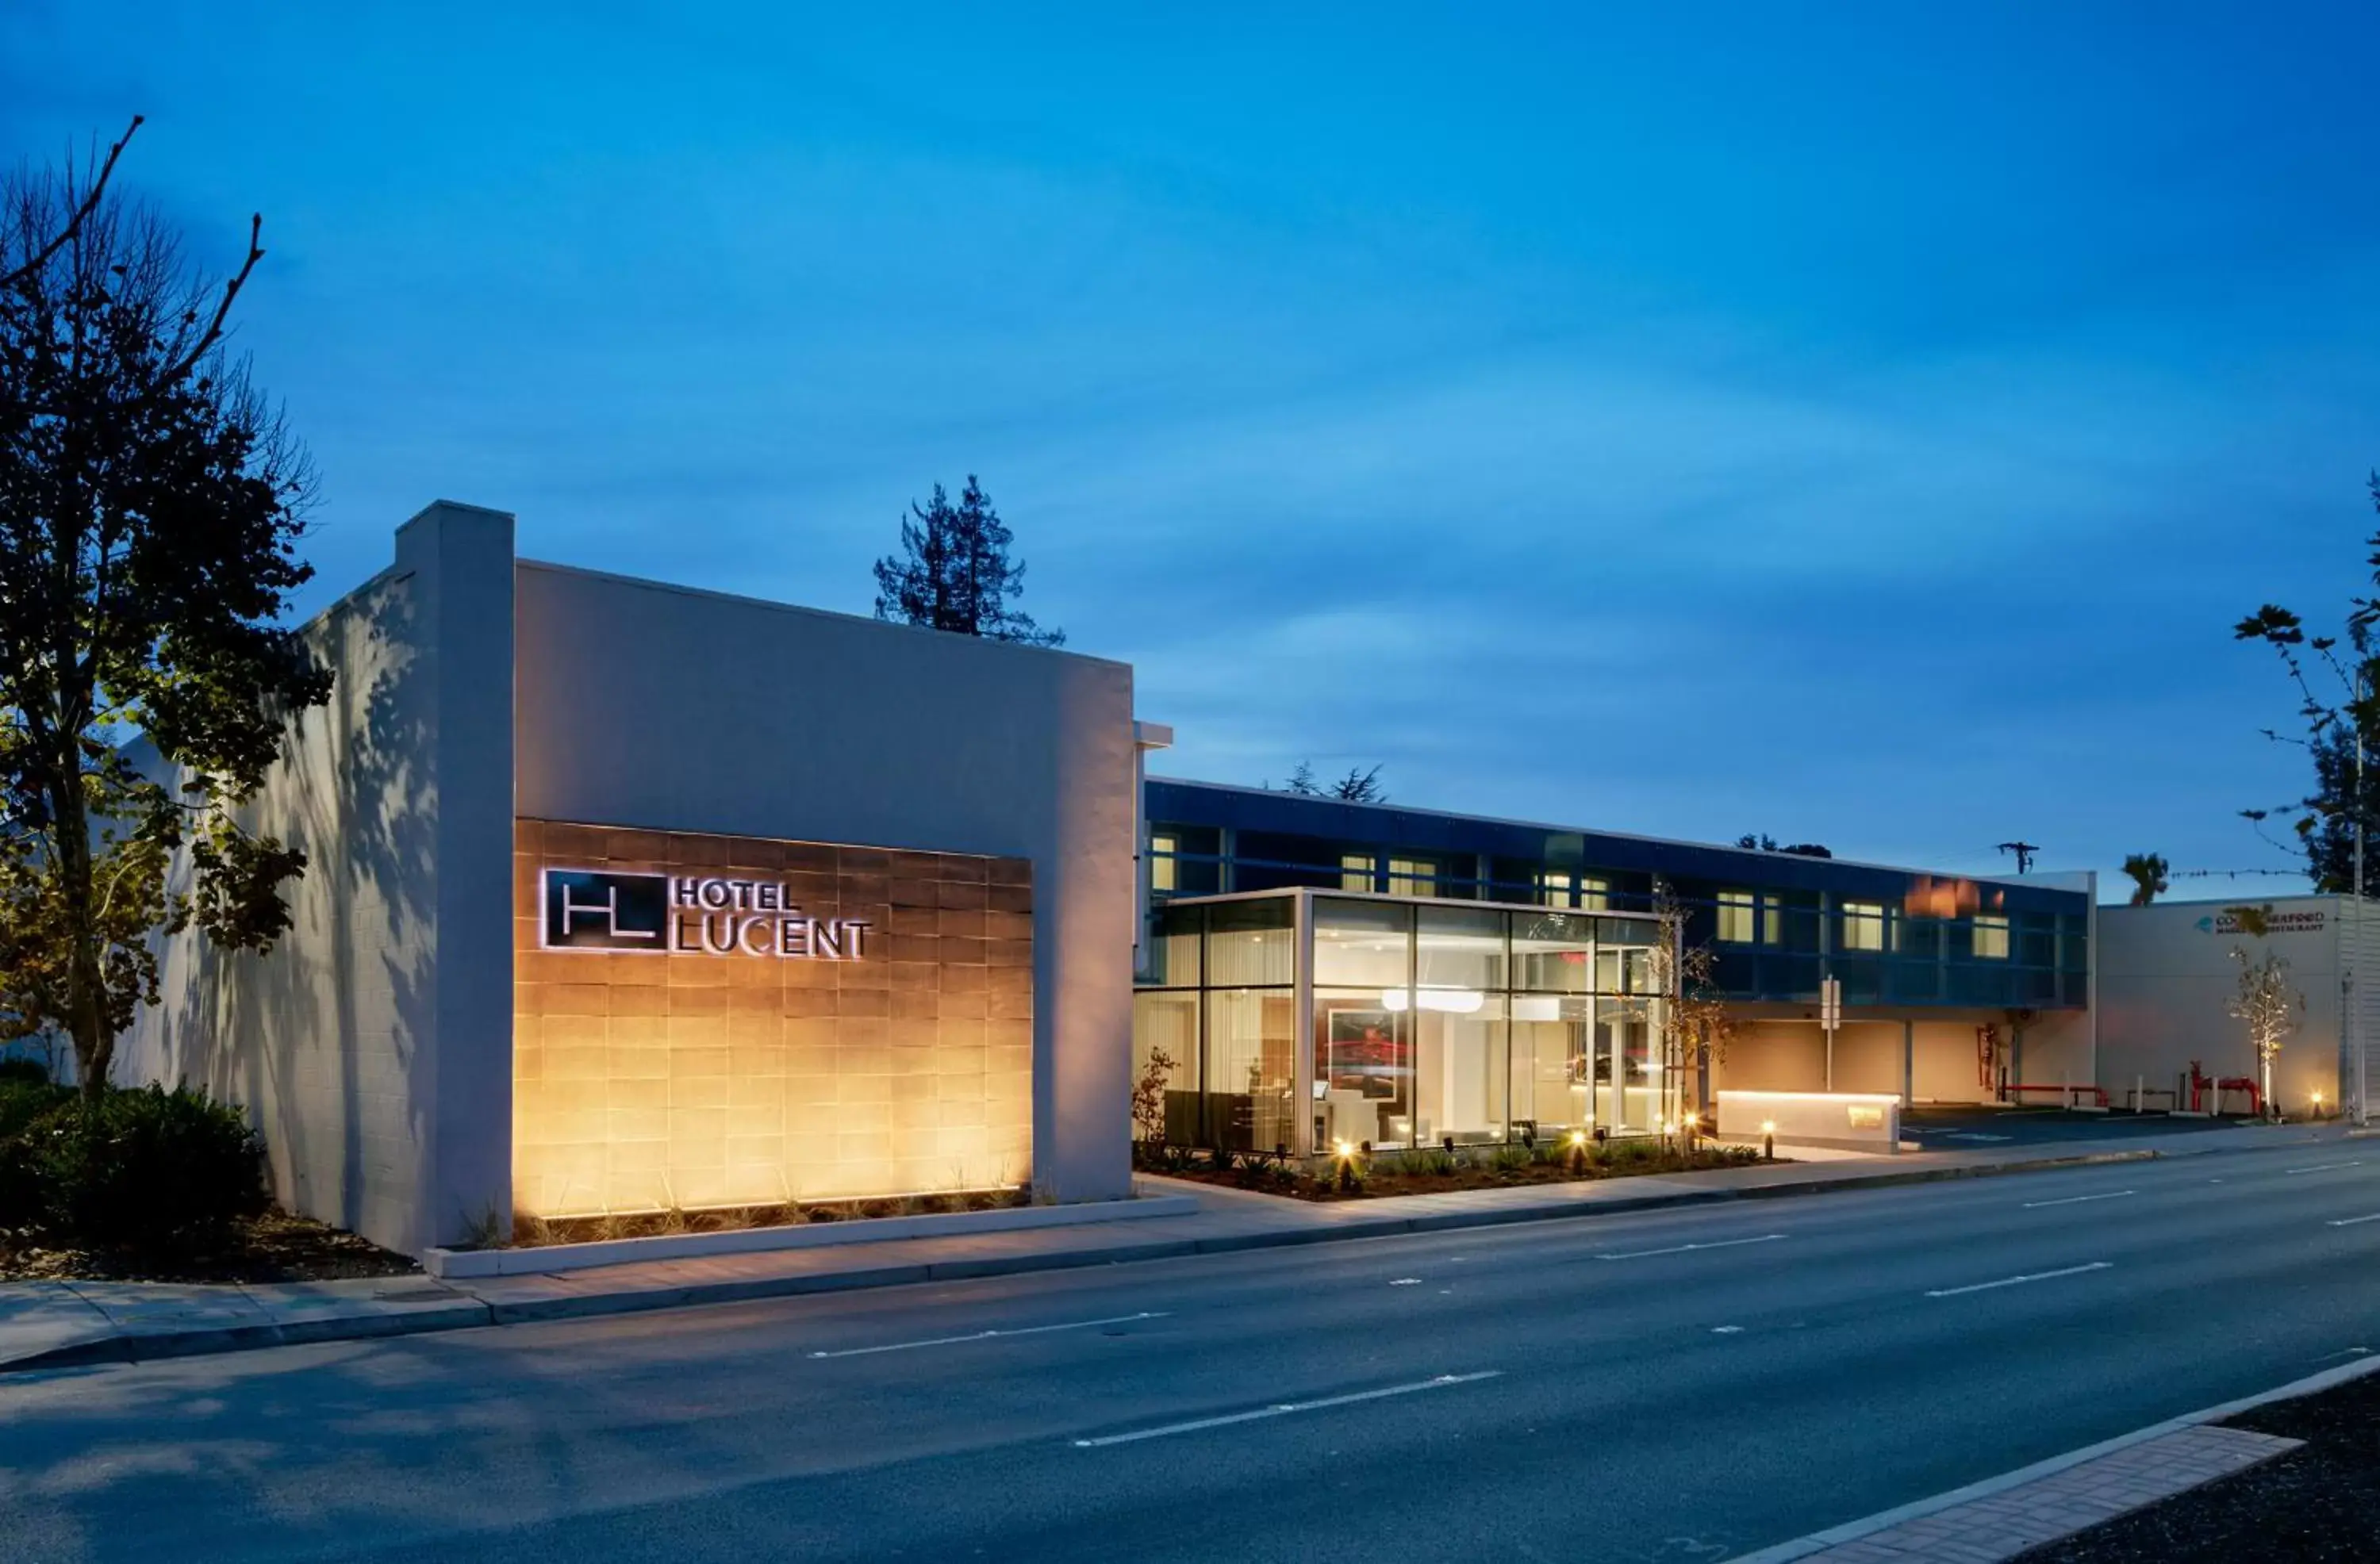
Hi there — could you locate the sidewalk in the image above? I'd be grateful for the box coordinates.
[1724,1353,2380,1563]
[0,1121,2328,1376]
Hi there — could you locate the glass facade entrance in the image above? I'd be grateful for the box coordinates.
[1134,889,1677,1157]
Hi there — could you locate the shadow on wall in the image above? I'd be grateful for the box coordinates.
[149,573,440,1244]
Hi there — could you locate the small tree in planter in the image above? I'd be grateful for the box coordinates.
[2227,943,2302,1120]
[1650,884,1734,1126]
[1130,1045,1177,1165]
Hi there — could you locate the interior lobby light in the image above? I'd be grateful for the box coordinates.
[1380,988,1485,1014]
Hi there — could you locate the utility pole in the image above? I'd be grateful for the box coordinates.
[2355,667,2369,1128]
[1996,841,2040,876]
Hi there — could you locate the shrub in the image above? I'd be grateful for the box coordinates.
[0,1136,41,1234]
[0,1058,54,1086]
[0,1076,70,1139]
[31,1085,267,1252]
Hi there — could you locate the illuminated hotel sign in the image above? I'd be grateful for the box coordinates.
[539,868,871,960]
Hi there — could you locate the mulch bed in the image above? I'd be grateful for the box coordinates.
[506,1188,1034,1248]
[0,1208,417,1284]
[1149,1144,1770,1201]
[2016,1365,2380,1562]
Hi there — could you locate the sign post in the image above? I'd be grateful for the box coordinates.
[1821,975,1842,1091]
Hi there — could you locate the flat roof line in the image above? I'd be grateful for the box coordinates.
[1146,773,2060,890]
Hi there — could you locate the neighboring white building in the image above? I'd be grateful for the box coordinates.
[2098,894,2380,1119]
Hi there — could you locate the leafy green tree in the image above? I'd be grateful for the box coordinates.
[872,475,1064,646]
[2234,473,2380,889]
[0,121,330,1099]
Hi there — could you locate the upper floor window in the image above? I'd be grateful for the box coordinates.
[1840,901,1887,953]
[1717,890,1757,944]
[1150,832,1178,893]
[1537,870,1611,910]
[1388,857,1440,898]
[1973,913,2010,960]
[1340,853,1375,893]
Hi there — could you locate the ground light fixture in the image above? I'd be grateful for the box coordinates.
[1761,1120,1777,1161]
[1566,1128,1588,1171]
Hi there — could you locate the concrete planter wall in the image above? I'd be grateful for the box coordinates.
[422,1191,1198,1279]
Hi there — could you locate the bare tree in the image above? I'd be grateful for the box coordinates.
[2226,941,2301,1119]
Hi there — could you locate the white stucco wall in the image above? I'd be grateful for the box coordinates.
[119,503,516,1254]
[2099,896,2348,1114]
[512,562,1138,1202]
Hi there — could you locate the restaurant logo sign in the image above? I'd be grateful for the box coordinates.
[2194,908,2326,937]
[540,868,871,960]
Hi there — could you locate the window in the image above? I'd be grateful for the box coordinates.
[1973,913,2010,960]
[1340,853,1375,893]
[1841,901,1886,953]
[1150,832,1178,893]
[1388,857,1440,898]
[1536,870,1609,910]
[1717,890,1756,944]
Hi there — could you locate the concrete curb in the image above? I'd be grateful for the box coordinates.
[423,1193,1203,1278]
[5,1300,497,1374]
[0,1141,2227,1375]
[1718,1352,2380,1562]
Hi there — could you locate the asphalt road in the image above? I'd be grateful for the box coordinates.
[2,1137,2377,1563]
[1901,1106,2248,1147]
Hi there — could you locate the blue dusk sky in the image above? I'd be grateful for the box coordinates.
[6,2,2376,895]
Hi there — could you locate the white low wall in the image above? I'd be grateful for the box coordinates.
[1717,1090,1902,1153]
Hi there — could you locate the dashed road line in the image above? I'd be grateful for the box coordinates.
[1072,1371,1503,1447]
[808,1311,1168,1359]
[1596,1233,1788,1261]
[1925,1261,2113,1299]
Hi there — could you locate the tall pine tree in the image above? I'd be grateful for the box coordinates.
[871,476,1063,646]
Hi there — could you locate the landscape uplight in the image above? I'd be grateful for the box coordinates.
[1760,1120,1776,1162]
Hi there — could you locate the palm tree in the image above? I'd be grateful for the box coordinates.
[2121,853,2171,907]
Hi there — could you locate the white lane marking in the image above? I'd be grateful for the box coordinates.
[2327,1213,2380,1227]
[1711,1325,1745,1335]
[1596,1233,1788,1261]
[808,1311,1167,1359]
[1388,1278,1422,1286]
[2288,1160,2364,1175]
[2023,1190,2136,1209]
[1925,1261,2113,1299]
[1071,1370,1503,1448]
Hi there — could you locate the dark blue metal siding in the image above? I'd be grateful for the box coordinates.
[1143,779,2086,918]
